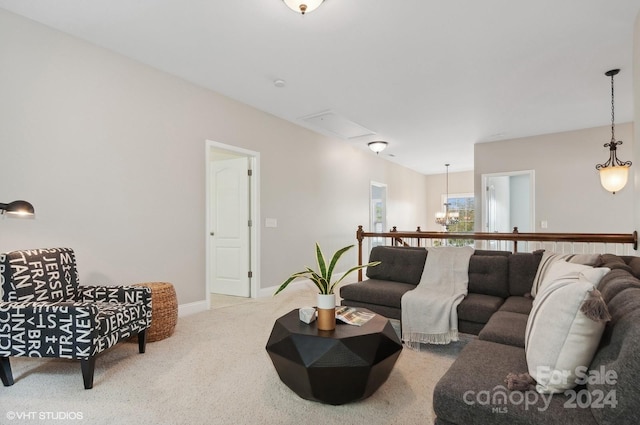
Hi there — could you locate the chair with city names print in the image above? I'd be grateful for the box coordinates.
[0,248,152,389]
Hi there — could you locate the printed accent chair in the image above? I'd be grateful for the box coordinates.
[0,248,152,389]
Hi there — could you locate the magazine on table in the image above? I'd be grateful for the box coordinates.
[335,306,375,326]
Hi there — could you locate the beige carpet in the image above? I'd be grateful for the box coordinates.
[2,286,467,425]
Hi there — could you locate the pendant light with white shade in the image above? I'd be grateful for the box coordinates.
[282,0,325,15]
[595,69,632,194]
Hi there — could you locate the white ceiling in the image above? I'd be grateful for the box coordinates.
[1,0,638,175]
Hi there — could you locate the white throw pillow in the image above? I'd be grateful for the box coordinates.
[535,260,592,297]
[530,251,601,297]
[525,263,611,394]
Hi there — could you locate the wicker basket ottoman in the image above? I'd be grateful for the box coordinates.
[133,282,178,342]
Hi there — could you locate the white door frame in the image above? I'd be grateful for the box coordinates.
[369,181,387,232]
[205,140,260,304]
[369,181,387,251]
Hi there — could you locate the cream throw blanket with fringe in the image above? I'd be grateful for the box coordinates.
[401,246,474,348]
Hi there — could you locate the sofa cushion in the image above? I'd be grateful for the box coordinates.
[478,310,528,348]
[339,279,415,310]
[525,265,611,394]
[600,253,633,274]
[473,249,511,257]
[589,272,640,424]
[598,268,640,302]
[457,293,504,325]
[508,251,543,296]
[365,246,426,284]
[498,296,532,315]
[339,299,402,320]
[625,256,640,279]
[433,339,599,425]
[457,320,484,336]
[468,255,509,298]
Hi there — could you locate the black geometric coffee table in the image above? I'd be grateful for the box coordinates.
[265,308,402,405]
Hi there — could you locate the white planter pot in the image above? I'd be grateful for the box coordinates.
[317,293,336,309]
[317,293,336,331]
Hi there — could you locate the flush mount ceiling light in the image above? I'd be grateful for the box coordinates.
[282,0,325,14]
[595,69,632,194]
[368,141,388,154]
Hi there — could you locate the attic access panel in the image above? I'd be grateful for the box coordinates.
[300,110,376,140]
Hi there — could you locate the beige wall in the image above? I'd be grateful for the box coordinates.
[475,123,635,234]
[0,9,429,305]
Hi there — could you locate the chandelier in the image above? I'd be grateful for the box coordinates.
[435,164,459,230]
[595,69,632,194]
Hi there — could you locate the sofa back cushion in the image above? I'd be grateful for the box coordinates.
[600,253,633,274]
[588,269,640,423]
[621,255,640,279]
[468,255,509,298]
[473,249,511,257]
[508,251,543,296]
[366,246,427,285]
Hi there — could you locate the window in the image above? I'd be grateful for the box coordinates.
[445,193,474,233]
[439,192,474,247]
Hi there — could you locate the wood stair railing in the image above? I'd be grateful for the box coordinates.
[356,225,638,281]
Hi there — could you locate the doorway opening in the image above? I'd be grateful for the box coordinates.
[481,170,535,249]
[205,140,260,305]
[370,181,387,250]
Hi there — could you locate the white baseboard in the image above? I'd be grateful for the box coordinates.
[257,279,316,298]
[183,272,351,313]
[257,272,349,298]
[178,300,209,317]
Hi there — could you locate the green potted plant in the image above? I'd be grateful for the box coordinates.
[274,243,380,330]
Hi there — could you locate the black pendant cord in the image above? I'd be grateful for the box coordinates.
[610,71,615,144]
[596,69,631,170]
[445,164,449,205]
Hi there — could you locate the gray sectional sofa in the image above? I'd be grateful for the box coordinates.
[339,246,640,425]
[340,246,538,335]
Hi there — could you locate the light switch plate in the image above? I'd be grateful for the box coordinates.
[265,218,278,228]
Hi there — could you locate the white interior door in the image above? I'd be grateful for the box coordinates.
[210,157,250,297]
